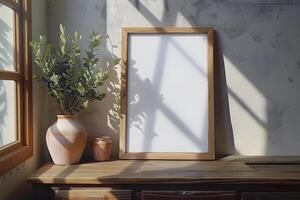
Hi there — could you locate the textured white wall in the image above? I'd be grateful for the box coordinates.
[8,0,300,199]
[46,0,300,157]
[0,0,50,199]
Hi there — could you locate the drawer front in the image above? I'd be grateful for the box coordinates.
[242,192,300,200]
[142,191,237,200]
[53,188,132,200]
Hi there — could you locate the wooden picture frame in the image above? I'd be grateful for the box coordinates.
[119,27,215,160]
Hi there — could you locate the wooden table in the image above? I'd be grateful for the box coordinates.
[27,160,300,200]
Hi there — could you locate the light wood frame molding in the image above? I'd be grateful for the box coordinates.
[0,0,32,175]
[119,27,215,160]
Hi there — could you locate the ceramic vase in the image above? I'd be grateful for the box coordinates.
[46,115,87,165]
[93,136,112,161]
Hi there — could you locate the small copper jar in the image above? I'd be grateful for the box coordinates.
[93,136,112,161]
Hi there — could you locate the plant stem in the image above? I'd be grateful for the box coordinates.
[59,100,67,115]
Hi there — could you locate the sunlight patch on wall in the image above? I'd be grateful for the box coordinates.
[175,12,192,26]
[224,56,268,155]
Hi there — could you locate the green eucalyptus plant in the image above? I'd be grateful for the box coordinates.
[31,24,119,115]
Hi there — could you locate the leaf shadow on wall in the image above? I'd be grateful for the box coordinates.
[0,16,14,147]
[127,0,235,157]
[127,61,209,152]
[79,45,121,160]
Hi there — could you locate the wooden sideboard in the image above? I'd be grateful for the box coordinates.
[27,159,300,200]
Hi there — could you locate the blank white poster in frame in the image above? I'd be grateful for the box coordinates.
[119,27,215,160]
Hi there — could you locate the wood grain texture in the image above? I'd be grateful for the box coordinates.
[0,141,22,157]
[122,27,213,34]
[0,0,33,176]
[242,192,300,200]
[221,156,300,164]
[249,164,300,172]
[119,28,128,159]
[53,188,132,200]
[0,71,22,80]
[120,152,215,160]
[143,191,236,200]
[0,0,21,12]
[119,27,215,160]
[27,160,300,185]
[207,29,215,160]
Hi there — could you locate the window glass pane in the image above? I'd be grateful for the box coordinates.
[0,3,15,71]
[0,80,17,147]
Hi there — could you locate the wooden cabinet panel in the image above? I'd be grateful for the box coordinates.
[142,191,237,200]
[28,161,300,200]
[242,192,300,200]
[53,188,132,200]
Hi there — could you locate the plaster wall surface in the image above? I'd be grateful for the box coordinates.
[47,0,300,157]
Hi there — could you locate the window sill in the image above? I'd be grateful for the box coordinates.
[0,144,33,176]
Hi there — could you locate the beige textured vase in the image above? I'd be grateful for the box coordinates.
[46,115,87,165]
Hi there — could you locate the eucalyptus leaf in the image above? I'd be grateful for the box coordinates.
[31,24,118,115]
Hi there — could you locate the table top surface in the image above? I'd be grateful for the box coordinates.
[27,159,300,185]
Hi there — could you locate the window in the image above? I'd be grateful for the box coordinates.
[0,0,32,175]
